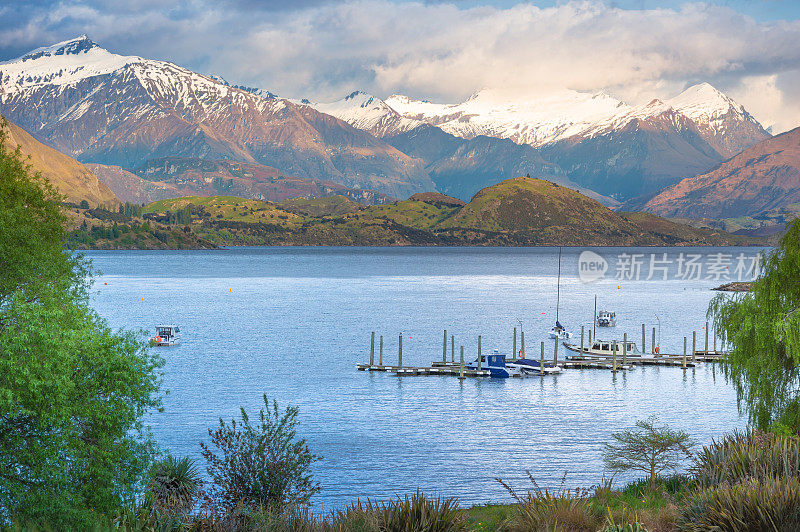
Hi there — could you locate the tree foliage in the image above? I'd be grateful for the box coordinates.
[0,119,164,526]
[708,222,800,432]
[200,395,320,512]
[603,416,695,488]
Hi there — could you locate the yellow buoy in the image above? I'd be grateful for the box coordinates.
[229,288,232,293]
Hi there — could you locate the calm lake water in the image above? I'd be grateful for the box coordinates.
[86,246,759,509]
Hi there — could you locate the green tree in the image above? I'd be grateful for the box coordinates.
[200,395,321,512]
[602,416,694,489]
[709,223,800,432]
[0,119,164,526]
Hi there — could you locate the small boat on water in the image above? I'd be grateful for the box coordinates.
[597,310,616,327]
[467,350,521,378]
[507,357,562,375]
[153,325,180,346]
[549,321,572,340]
[563,339,643,359]
[548,248,573,340]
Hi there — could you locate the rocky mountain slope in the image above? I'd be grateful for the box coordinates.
[384,125,617,205]
[87,157,394,205]
[0,36,433,198]
[1,116,118,207]
[643,126,800,219]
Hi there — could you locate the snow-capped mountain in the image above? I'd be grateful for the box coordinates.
[666,82,768,157]
[0,36,434,198]
[313,84,769,199]
[319,84,768,157]
[306,91,422,138]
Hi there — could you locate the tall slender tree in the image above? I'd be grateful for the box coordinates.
[709,222,800,432]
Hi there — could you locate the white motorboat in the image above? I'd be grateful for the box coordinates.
[597,310,616,327]
[153,325,180,346]
[563,339,643,359]
[507,357,563,375]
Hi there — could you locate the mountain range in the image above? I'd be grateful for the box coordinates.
[643,126,800,219]
[306,85,769,200]
[0,36,433,198]
[2,35,796,223]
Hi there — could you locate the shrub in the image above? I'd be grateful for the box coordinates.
[200,394,320,513]
[149,454,202,515]
[691,429,800,488]
[678,476,800,531]
[498,473,599,531]
[603,417,695,489]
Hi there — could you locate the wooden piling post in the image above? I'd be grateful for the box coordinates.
[460,346,465,379]
[581,325,585,355]
[540,341,545,377]
[652,327,656,355]
[588,328,592,346]
[612,341,617,372]
[521,331,526,359]
[622,333,627,365]
[683,336,687,369]
[553,338,558,367]
[705,322,709,354]
[692,331,697,362]
[443,329,447,363]
[478,335,482,371]
[513,327,517,360]
[451,335,455,362]
[379,335,383,365]
[398,334,403,368]
[642,324,646,354]
[713,330,717,354]
[370,332,375,366]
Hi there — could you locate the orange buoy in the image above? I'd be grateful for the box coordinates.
[154,336,162,343]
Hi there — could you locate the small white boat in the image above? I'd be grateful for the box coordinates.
[547,248,573,340]
[549,322,573,340]
[597,310,616,327]
[563,339,643,359]
[153,325,180,346]
[507,357,563,375]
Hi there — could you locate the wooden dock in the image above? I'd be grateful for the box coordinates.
[357,363,490,377]
[358,324,729,378]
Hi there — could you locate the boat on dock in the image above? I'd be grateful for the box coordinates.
[153,325,180,346]
[467,351,521,378]
[507,358,562,375]
[563,339,643,359]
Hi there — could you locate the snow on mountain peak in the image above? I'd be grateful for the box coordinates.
[668,82,743,119]
[14,34,99,62]
[0,36,144,93]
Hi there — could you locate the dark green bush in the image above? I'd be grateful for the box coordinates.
[678,477,800,531]
[691,429,800,487]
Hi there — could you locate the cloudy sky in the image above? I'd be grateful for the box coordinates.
[2,0,799,132]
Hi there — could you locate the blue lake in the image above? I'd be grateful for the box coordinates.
[86,246,759,509]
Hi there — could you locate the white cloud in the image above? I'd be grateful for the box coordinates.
[4,0,800,132]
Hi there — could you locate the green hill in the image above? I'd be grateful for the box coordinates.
[97,177,762,248]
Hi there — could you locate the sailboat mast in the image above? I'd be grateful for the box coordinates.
[593,294,597,338]
[556,247,562,322]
